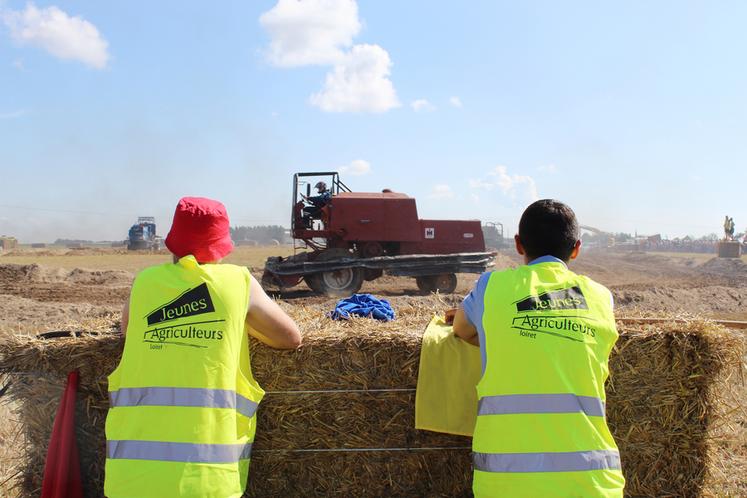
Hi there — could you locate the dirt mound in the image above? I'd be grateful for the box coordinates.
[0,264,132,306]
[66,268,133,285]
[66,247,135,256]
[1,249,61,257]
[0,263,61,283]
[698,257,747,278]
[0,263,132,286]
[612,285,747,316]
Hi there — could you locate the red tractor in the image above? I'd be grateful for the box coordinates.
[262,172,495,296]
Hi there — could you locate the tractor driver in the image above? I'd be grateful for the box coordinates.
[302,181,332,228]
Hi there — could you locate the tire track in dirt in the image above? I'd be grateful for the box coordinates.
[0,283,129,306]
[0,294,119,337]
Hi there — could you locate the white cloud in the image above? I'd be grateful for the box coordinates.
[538,163,557,173]
[0,109,28,119]
[259,0,360,67]
[449,96,463,108]
[260,0,399,114]
[3,3,109,69]
[469,165,538,203]
[309,44,399,113]
[339,159,371,176]
[410,99,435,112]
[429,184,455,200]
[467,178,494,190]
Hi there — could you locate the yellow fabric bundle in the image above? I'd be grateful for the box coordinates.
[415,315,482,436]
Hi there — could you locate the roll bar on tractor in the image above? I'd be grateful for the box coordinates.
[291,172,351,232]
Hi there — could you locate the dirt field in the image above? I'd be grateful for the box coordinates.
[1,246,745,495]
[1,246,744,336]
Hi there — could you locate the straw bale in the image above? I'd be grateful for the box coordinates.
[607,319,746,497]
[246,450,472,498]
[0,307,744,497]
[256,392,466,449]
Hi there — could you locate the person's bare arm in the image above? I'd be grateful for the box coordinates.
[246,276,302,349]
[120,297,130,336]
[453,307,479,346]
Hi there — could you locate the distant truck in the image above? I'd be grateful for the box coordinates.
[127,217,160,251]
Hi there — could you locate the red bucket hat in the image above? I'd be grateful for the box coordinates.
[165,197,234,263]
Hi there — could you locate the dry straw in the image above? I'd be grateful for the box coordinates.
[0,301,744,497]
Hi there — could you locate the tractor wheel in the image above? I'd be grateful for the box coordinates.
[304,273,325,293]
[433,273,458,293]
[359,241,385,258]
[416,273,458,294]
[415,276,435,294]
[364,269,383,281]
[307,248,363,297]
[266,271,302,290]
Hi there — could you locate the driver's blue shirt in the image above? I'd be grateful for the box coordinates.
[308,191,331,207]
[461,255,614,372]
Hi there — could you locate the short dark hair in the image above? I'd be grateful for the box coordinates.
[518,199,579,261]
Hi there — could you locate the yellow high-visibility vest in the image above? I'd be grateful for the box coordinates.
[105,255,264,498]
[473,261,625,498]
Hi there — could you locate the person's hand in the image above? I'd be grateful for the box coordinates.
[453,307,479,346]
[444,308,457,325]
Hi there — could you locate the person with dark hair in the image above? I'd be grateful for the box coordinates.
[453,199,625,498]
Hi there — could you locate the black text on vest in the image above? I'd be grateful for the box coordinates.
[515,286,588,312]
[146,283,216,325]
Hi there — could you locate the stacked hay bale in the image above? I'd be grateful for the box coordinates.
[0,304,744,497]
[607,322,746,496]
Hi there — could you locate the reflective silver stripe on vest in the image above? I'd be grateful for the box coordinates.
[473,449,621,473]
[478,394,605,417]
[107,440,253,463]
[109,387,259,418]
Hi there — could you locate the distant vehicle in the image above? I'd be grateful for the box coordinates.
[262,172,495,296]
[0,236,18,251]
[127,216,160,251]
[482,222,505,250]
[580,225,615,248]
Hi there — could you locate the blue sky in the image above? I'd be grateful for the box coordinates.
[1,0,745,242]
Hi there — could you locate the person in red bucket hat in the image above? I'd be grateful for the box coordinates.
[105,196,301,498]
[165,197,235,263]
